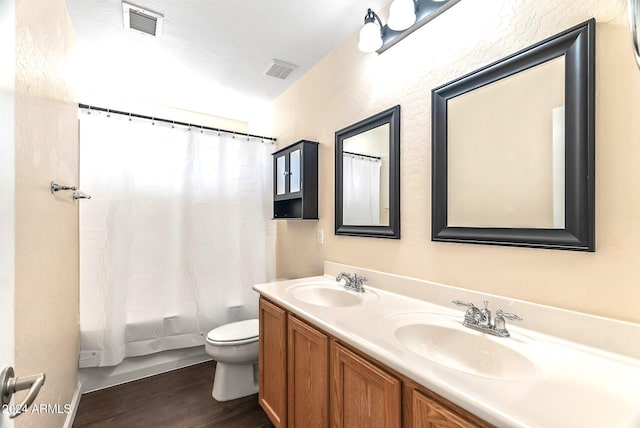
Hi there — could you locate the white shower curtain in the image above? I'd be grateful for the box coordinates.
[342,153,381,225]
[78,110,275,368]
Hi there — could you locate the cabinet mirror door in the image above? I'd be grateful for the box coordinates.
[290,149,301,194]
[276,155,286,196]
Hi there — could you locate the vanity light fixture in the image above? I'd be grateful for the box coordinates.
[387,0,417,31]
[358,0,461,54]
[358,9,384,53]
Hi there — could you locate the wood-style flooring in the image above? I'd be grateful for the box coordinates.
[73,361,273,428]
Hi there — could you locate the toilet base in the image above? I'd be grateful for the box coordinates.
[212,362,258,402]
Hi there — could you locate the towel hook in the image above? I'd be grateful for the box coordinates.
[73,190,92,200]
[50,181,76,193]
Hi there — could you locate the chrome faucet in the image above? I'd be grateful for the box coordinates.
[479,300,492,327]
[336,272,367,293]
[452,300,522,338]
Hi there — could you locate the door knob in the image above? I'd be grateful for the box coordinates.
[1,366,46,419]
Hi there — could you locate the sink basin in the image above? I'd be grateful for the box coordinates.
[286,282,378,308]
[382,313,539,381]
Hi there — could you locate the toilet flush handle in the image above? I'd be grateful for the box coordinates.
[1,366,46,419]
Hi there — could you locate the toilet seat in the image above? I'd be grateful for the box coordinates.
[206,319,258,346]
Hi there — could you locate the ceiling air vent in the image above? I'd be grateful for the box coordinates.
[263,59,298,80]
[122,2,164,38]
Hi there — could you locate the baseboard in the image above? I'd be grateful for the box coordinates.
[79,347,212,393]
[63,382,82,428]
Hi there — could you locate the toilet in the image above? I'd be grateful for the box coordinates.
[205,319,259,402]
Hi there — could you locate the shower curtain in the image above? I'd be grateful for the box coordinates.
[342,153,381,225]
[78,110,275,368]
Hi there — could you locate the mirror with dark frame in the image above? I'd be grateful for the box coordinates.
[432,19,595,251]
[335,105,401,239]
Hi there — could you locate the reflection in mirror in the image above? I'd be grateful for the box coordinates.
[276,156,285,195]
[447,56,565,229]
[290,149,301,193]
[432,19,594,251]
[342,123,389,226]
[335,105,400,239]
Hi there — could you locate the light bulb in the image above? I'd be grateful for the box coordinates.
[358,21,383,53]
[388,0,416,31]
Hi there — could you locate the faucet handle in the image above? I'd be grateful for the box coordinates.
[336,272,353,282]
[452,300,482,325]
[452,300,476,308]
[494,309,522,337]
[495,309,522,322]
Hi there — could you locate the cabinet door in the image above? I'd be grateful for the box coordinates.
[259,298,287,428]
[275,153,287,196]
[331,342,401,428]
[288,148,302,194]
[288,315,329,428]
[403,383,492,428]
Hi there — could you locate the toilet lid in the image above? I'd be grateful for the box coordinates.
[207,319,259,343]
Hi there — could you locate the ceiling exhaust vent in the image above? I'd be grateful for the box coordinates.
[263,59,298,80]
[122,2,164,38]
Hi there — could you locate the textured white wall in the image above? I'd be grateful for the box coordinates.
[14,1,79,427]
[270,0,640,323]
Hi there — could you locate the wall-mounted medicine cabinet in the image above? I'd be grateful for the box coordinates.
[272,140,319,220]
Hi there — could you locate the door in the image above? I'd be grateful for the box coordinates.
[403,381,491,428]
[288,147,302,196]
[258,298,287,428]
[331,342,401,428]
[406,387,473,428]
[288,315,329,428]
[273,145,303,200]
[0,237,15,428]
[0,0,16,423]
[275,152,287,196]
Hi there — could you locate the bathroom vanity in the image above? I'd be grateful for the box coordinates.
[258,296,490,427]
[254,262,640,427]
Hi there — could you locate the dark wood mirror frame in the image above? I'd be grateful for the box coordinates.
[432,19,595,251]
[335,105,401,239]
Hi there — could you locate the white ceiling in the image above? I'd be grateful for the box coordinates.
[65,0,389,122]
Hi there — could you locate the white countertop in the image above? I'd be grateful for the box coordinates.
[253,267,640,428]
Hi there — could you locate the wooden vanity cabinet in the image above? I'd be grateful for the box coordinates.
[331,342,401,428]
[259,298,288,428]
[258,297,492,428]
[287,314,329,428]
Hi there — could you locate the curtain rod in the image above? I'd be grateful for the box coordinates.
[78,103,277,142]
[343,150,381,160]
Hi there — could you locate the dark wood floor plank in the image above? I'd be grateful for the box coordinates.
[73,361,273,428]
